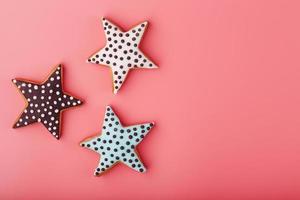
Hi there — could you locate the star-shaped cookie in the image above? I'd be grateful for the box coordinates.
[87,17,158,94]
[80,106,154,176]
[12,64,83,139]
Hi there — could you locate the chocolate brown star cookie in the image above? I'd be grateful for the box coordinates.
[12,64,83,139]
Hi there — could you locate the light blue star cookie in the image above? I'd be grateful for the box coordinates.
[80,106,154,176]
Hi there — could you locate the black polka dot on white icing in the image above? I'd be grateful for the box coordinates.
[87,17,158,94]
[80,106,154,176]
[12,64,83,139]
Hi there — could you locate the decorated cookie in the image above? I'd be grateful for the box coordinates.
[87,17,158,94]
[12,64,83,139]
[80,106,154,176]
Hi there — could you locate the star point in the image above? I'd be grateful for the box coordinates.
[80,105,154,176]
[88,17,158,94]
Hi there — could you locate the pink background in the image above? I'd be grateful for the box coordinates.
[1,0,300,199]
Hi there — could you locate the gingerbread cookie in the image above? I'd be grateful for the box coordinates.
[80,106,154,176]
[87,17,158,94]
[12,64,83,139]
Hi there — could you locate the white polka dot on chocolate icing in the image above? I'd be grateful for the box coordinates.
[12,65,83,139]
[87,17,158,94]
[80,106,154,176]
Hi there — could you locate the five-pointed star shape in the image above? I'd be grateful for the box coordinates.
[12,65,83,139]
[87,17,158,94]
[80,106,154,176]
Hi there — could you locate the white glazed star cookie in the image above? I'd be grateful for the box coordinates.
[87,17,158,94]
[80,106,154,176]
